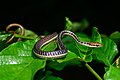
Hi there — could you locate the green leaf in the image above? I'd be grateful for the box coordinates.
[0,39,46,80]
[104,65,120,80]
[80,18,89,29]
[24,29,38,38]
[72,18,89,32]
[109,31,120,44]
[71,22,82,31]
[75,33,92,52]
[0,33,13,51]
[16,28,38,38]
[112,56,120,68]
[41,40,57,52]
[41,71,63,80]
[14,28,38,40]
[42,76,63,80]
[48,61,67,71]
[93,38,118,66]
[79,51,93,62]
[65,43,79,55]
[84,55,92,62]
[65,17,72,30]
[65,17,89,31]
[56,51,79,63]
[110,31,120,39]
[91,27,102,43]
[48,58,81,71]
[0,34,11,41]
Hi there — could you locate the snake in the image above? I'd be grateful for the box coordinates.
[33,30,102,58]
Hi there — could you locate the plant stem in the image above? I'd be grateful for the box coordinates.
[15,34,36,39]
[85,63,103,80]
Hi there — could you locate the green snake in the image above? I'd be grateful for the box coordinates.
[33,30,102,58]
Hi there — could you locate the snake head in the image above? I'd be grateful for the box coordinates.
[87,42,103,48]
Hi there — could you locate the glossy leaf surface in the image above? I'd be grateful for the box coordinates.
[0,39,46,80]
[104,65,120,80]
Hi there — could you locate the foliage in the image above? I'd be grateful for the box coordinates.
[0,18,119,80]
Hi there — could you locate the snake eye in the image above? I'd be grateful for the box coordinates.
[95,44,99,46]
[95,44,102,47]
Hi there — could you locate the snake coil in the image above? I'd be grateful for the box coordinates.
[33,30,102,58]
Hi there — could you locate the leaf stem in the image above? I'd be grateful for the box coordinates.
[85,63,103,80]
[14,34,36,39]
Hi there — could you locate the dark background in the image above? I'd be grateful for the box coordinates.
[0,0,120,35]
[0,0,119,80]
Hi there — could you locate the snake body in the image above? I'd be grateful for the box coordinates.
[33,30,102,58]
